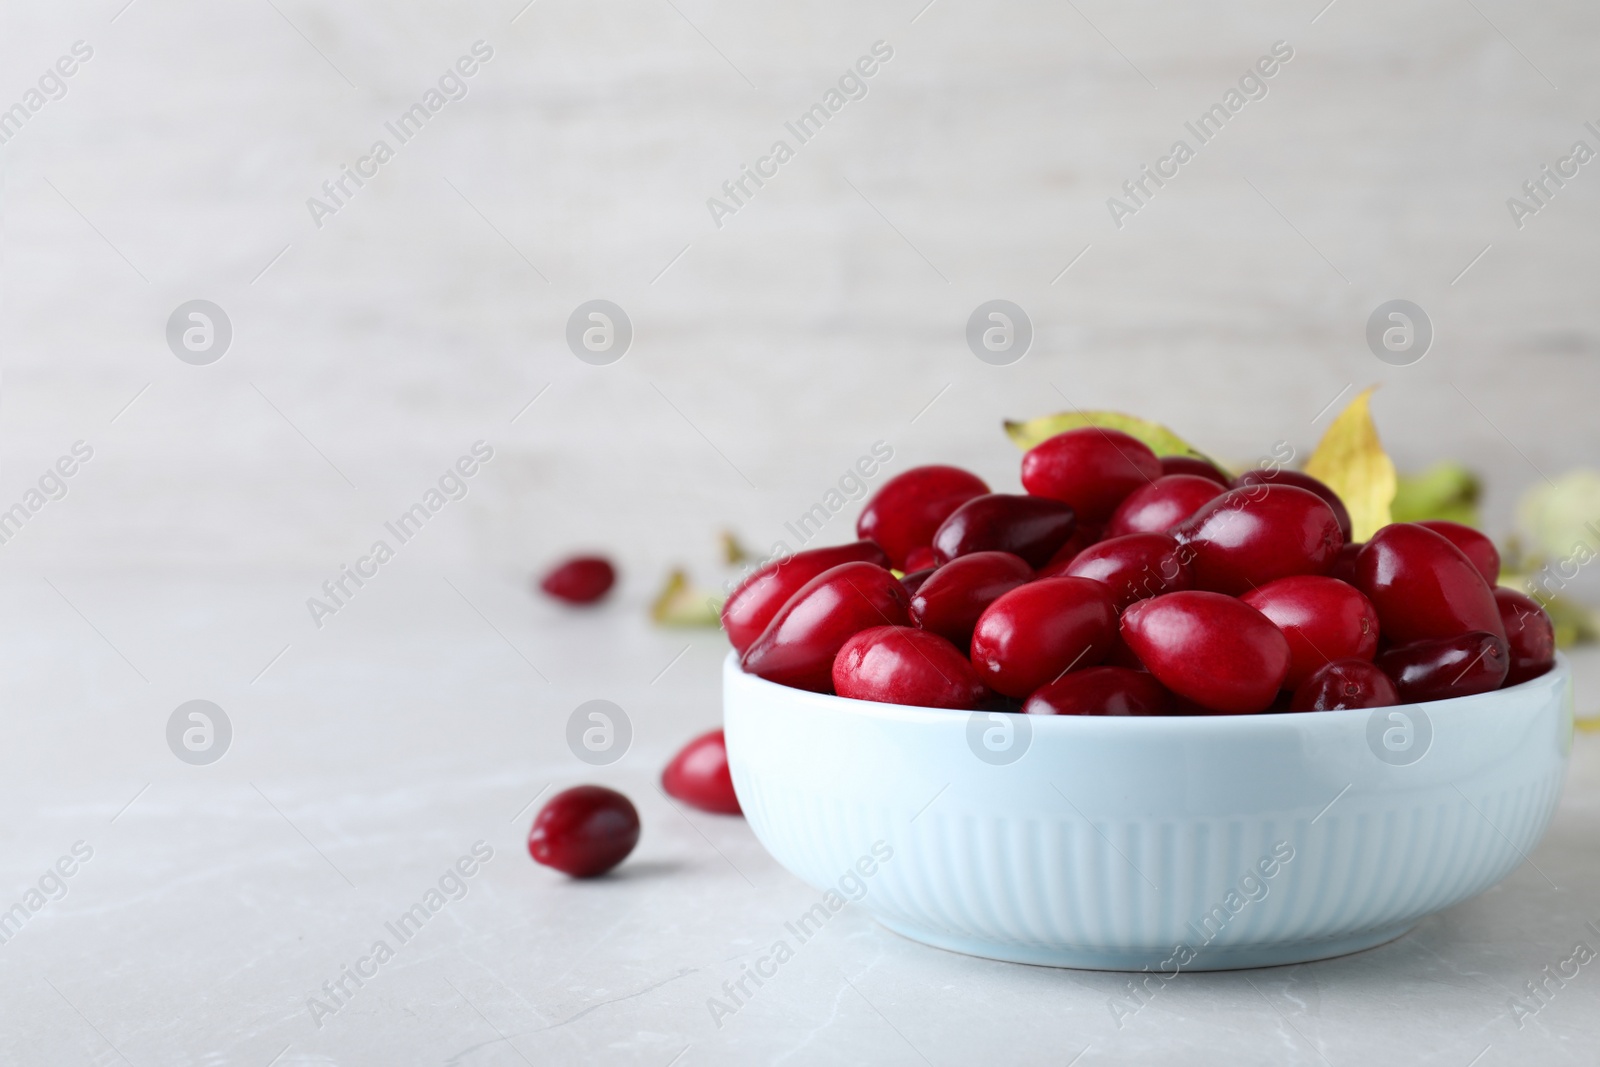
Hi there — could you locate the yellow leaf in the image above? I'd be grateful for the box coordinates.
[1004,410,1204,457]
[720,530,754,566]
[1303,386,1396,542]
[650,568,724,628]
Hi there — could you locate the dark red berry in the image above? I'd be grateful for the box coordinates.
[1021,428,1162,523]
[1171,484,1343,595]
[1494,588,1556,686]
[1107,475,1224,537]
[1062,532,1193,611]
[1328,542,1362,584]
[721,541,889,655]
[1417,520,1501,586]
[833,626,987,709]
[1354,523,1505,645]
[903,545,940,573]
[909,551,1032,647]
[662,730,741,815]
[528,785,640,878]
[1377,631,1509,702]
[539,556,616,604]
[1024,667,1171,716]
[1160,455,1231,486]
[857,466,989,570]
[899,567,938,597]
[1232,468,1353,542]
[1120,591,1291,714]
[1290,659,1399,711]
[931,493,1076,568]
[970,577,1117,698]
[1240,575,1379,689]
[740,562,910,692]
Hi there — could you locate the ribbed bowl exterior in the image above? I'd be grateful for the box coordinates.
[724,653,1573,970]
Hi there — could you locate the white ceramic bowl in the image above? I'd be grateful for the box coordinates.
[724,652,1573,970]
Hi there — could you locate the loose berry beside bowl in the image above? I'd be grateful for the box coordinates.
[540,556,617,604]
[662,729,741,815]
[528,785,640,878]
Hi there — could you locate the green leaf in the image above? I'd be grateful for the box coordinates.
[1303,386,1396,542]
[650,568,723,628]
[1391,462,1482,527]
[1004,410,1204,457]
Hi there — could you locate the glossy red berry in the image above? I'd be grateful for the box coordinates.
[662,729,741,815]
[903,545,940,573]
[740,562,910,692]
[931,494,1077,568]
[528,785,640,878]
[539,556,616,604]
[1107,475,1225,537]
[721,541,889,655]
[1160,455,1231,486]
[1063,532,1193,611]
[1494,588,1556,685]
[909,551,1033,647]
[1240,575,1380,689]
[1377,631,1509,703]
[1417,520,1501,586]
[1232,468,1353,542]
[1023,667,1171,716]
[1290,659,1399,712]
[1120,591,1291,714]
[970,577,1117,698]
[857,466,989,569]
[833,626,987,709]
[1354,523,1505,645]
[1021,428,1162,523]
[1171,484,1343,595]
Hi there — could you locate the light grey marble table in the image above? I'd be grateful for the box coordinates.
[0,573,1596,1066]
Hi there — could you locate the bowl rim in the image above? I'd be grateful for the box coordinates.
[724,649,1571,732]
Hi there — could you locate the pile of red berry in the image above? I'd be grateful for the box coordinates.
[727,428,1557,715]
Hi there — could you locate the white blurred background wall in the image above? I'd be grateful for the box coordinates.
[1,0,1595,595]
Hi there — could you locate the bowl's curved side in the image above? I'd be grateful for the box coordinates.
[724,653,1573,970]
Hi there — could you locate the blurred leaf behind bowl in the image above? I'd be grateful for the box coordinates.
[1303,386,1397,542]
[1391,462,1482,527]
[1004,410,1207,458]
